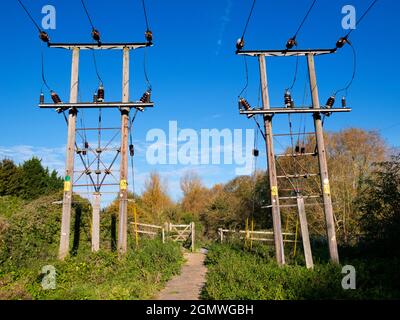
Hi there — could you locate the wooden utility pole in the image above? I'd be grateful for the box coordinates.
[39,42,153,260]
[258,54,285,266]
[307,53,339,264]
[296,196,313,269]
[92,192,101,252]
[59,47,80,260]
[118,47,130,256]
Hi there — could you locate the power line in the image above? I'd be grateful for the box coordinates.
[141,0,151,31]
[238,56,249,97]
[41,50,52,92]
[91,50,103,85]
[241,0,256,41]
[143,47,152,90]
[334,42,357,96]
[285,0,318,50]
[293,0,317,40]
[80,0,96,30]
[336,0,380,48]
[16,0,41,31]
[346,0,379,38]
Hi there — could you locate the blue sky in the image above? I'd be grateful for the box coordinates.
[0,0,399,203]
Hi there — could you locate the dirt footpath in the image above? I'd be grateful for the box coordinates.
[156,252,207,300]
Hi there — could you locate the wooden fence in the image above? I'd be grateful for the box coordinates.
[218,228,298,245]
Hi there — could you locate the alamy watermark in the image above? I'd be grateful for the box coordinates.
[41,265,56,290]
[146,121,254,175]
[341,265,356,290]
[41,5,56,30]
[342,5,356,30]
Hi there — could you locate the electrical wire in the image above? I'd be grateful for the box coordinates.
[292,0,318,41]
[16,0,42,31]
[141,0,151,31]
[334,42,357,96]
[345,0,379,39]
[143,47,152,90]
[287,55,300,90]
[128,110,139,196]
[238,56,249,97]
[91,50,103,85]
[240,0,257,41]
[41,50,52,92]
[80,0,96,30]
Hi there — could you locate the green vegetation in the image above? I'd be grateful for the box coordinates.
[1,128,400,300]
[202,243,400,300]
[0,158,63,201]
[0,240,183,300]
[0,158,183,300]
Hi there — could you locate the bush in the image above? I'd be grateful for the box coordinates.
[0,240,183,300]
[202,244,400,300]
[0,192,92,269]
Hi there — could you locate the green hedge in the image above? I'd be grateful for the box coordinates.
[0,240,183,300]
[202,244,400,300]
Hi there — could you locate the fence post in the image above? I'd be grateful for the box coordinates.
[191,222,195,252]
[162,228,165,244]
[218,228,223,243]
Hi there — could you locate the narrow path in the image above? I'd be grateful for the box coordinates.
[156,252,207,300]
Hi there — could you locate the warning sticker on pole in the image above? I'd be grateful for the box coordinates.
[64,181,71,192]
[120,179,127,190]
[271,186,278,197]
[323,179,331,195]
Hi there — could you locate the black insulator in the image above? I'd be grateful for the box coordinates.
[341,96,347,108]
[301,147,306,154]
[284,91,292,107]
[82,150,87,156]
[105,169,111,175]
[336,37,348,49]
[85,141,89,149]
[129,144,135,157]
[40,93,45,104]
[96,148,102,154]
[51,91,62,104]
[236,38,245,51]
[295,145,300,153]
[239,98,254,119]
[97,85,105,102]
[140,91,151,104]
[39,31,50,43]
[252,149,259,157]
[92,29,101,42]
[326,96,335,109]
[145,30,153,43]
[85,169,92,175]
[286,37,297,50]
[95,170,102,175]
[76,148,82,155]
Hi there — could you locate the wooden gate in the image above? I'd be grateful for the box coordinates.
[166,222,195,252]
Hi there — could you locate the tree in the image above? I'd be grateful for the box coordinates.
[18,158,63,200]
[180,171,211,216]
[140,172,173,224]
[357,154,400,256]
[0,159,20,196]
[276,128,388,244]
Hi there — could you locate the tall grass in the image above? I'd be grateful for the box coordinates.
[202,243,400,300]
[0,240,183,300]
